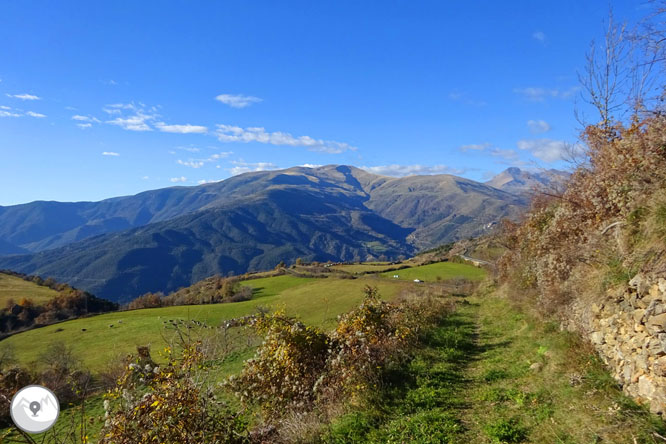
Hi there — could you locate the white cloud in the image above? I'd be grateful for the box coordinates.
[170,176,187,183]
[155,122,208,134]
[517,138,575,162]
[108,113,154,131]
[142,176,150,180]
[229,161,279,176]
[532,31,546,42]
[489,148,520,161]
[361,164,464,177]
[176,151,232,169]
[513,87,579,102]
[460,143,491,152]
[216,124,356,154]
[0,110,20,117]
[6,93,40,101]
[215,94,262,108]
[102,151,119,156]
[77,123,93,129]
[174,146,201,153]
[208,151,232,160]
[300,164,323,168]
[103,103,138,114]
[197,179,222,185]
[177,159,205,168]
[527,119,551,134]
[0,106,46,118]
[72,115,100,123]
[105,104,158,131]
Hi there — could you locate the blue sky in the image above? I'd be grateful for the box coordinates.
[0,1,646,205]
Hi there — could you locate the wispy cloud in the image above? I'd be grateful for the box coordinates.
[527,119,551,134]
[104,103,158,131]
[177,159,204,168]
[460,143,491,152]
[532,31,546,43]
[516,138,579,162]
[215,94,262,108]
[155,122,208,134]
[216,124,356,154]
[229,161,279,176]
[489,147,520,161]
[77,123,92,129]
[448,90,487,107]
[0,106,46,118]
[197,179,222,185]
[102,151,119,156]
[170,176,187,183]
[0,110,20,117]
[459,142,523,164]
[103,103,138,115]
[176,151,233,168]
[173,146,201,153]
[6,93,40,101]
[72,115,101,123]
[513,86,579,102]
[361,164,464,177]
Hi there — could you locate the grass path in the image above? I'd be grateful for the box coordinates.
[458,292,666,444]
[325,288,666,443]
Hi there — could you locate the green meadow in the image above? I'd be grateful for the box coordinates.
[0,269,429,371]
[380,261,486,282]
[0,272,59,306]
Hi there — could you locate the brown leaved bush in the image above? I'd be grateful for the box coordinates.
[225,285,451,436]
[100,344,248,444]
[498,116,666,313]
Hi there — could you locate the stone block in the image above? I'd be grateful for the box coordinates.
[590,331,605,345]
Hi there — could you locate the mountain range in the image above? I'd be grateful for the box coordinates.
[0,165,562,302]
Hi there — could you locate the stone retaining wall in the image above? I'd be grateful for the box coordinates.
[564,274,666,415]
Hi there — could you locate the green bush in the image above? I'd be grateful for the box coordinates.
[483,417,528,443]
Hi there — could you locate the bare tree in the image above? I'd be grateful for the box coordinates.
[578,11,631,130]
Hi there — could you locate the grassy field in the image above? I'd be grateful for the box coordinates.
[0,272,59,306]
[240,274,315,298]
[380,261,486,282]
[0,275,412,372]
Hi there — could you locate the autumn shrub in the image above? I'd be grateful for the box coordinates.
[226,286,452,438]
[498,116,666,314]
[224,311,330,419]
[100,344,248,444]
[318,286,417,406]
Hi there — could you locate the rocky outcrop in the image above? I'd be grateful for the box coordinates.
[564,274,666,415]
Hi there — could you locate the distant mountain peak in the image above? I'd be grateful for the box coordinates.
[485,167,569,195]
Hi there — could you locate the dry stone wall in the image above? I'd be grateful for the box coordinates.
[564,274,666,415]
